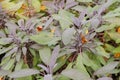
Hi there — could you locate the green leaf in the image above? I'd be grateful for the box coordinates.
[62,27,75,45]
[107,32,120,43]
[66,63,73,69]
[29,48,38,66]
[103,7,120,18]
[0,46,14,54]
[77,0,92,2]
[116,39,120,43]
[81,53,92,66]
[0,56,10,66]
[109,69,120,74]
[32,0,41,12]
[16,76,33,80]
[96,24,116,32]
[39,47,51,65]
[0,46,14,55]
[76,54,90,77]
[30,31,53,45]
[48,37,61,46]
[94,62,119,75]
[10,1,24,11]
[0,38,12,45]
[112,46,120,53]
[8,69,39,78]
[104,43,115,52]
[72,5,86,12]
[105,18,120,25]
[4,47,18,58]
[95,46,110,58]
[15,12,28,20]
[15,60,23,71]
[53,58,66,72]
[16,50,22,62]
[96,56,106,65]
[57,75,70,80]
[52,9,74,30]
[62,69,92,80]
[30,31,60,46]
[0,69,11,76]
[2,58,15,70]
[82,53,100,70]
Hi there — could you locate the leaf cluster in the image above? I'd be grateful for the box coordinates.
[0,0,120,80]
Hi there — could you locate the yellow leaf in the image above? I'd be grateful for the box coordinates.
[32,0,41,12]
[85,30,88,34]
[40,5,46,11]
[51,27,56,33]
[1,0,24,12]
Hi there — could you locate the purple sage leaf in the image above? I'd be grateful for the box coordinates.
[49,45,60,74]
